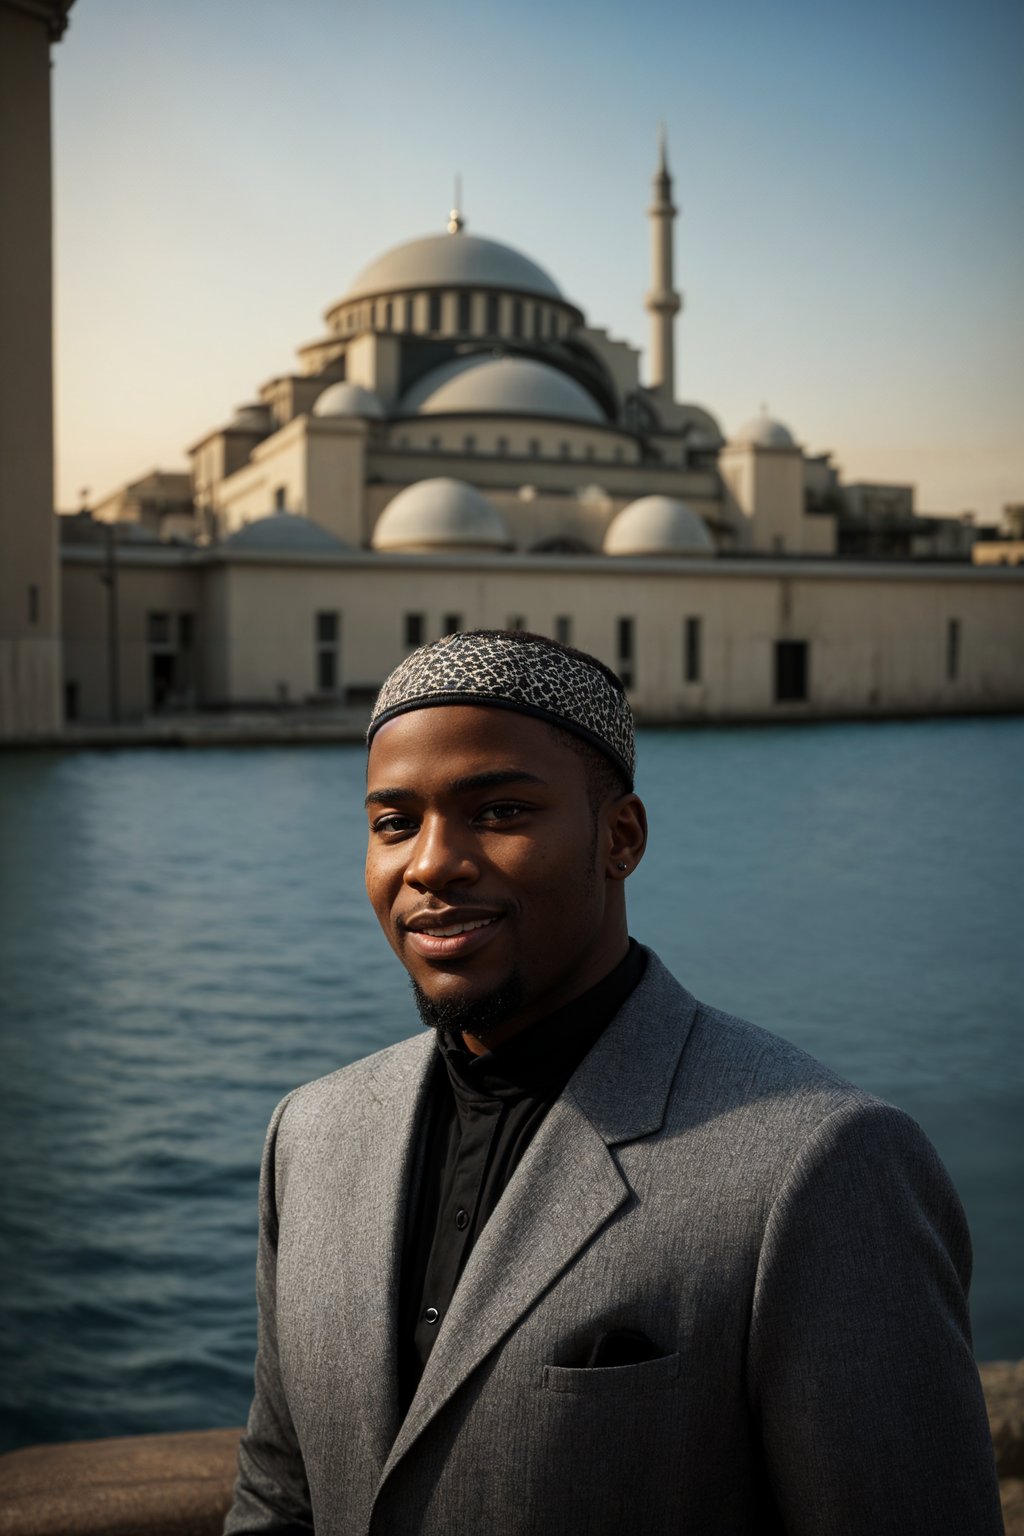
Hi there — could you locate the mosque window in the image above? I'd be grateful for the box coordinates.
[555,616,572,645]
[441,614,462,637]
[178,613,194,652]
[946,619,960,681]
[316,611,340,693]
[774,641,808,703]
[274,486,287,511]
[486,294,500,333]
[684,617,701,683]
[529,439,541,457]
[497,436,509,454]
[457,292,472,332]
[147,612,171,646]
[28,585,39,625]
[464,435,476,454]
[512,301,524,338]
[384,301,393,330]
[404,613,425,650]
[613,447,624,463]
[533,305,543,339]
[560,442,571,460]
[404,297,414,330]
[584,445,595,461]
[547,310,558,338]
[616,617,635,689]
[428,293,442,333]
[429,435,441,451]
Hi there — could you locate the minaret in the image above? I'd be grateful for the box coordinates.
[645,126,682,399]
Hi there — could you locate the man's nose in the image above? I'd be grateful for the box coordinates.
[403,814,478,890]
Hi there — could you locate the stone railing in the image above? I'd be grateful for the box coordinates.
[1,1363,1021,1535]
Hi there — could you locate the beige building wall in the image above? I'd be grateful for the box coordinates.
[215,418,369,543]
[0,1,68,736]
[60,541,1024,722]
[156,554,1024,720]
[344,333,402,404]
[62,551,203,722]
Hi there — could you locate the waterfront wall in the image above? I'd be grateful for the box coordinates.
[59,543,1024,727]
[1,1362,1021,1535]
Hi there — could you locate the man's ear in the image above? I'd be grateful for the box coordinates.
[604,794,648,880]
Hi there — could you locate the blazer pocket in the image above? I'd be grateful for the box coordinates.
[542,1351,681,1396]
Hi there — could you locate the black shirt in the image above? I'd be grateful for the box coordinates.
[397,941,647,1414]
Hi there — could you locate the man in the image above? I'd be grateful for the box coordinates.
[226,629,1001,1535]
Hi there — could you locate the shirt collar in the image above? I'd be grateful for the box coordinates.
[437,939,647,1102]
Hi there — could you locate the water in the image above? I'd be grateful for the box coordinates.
[0,718,1021,1452]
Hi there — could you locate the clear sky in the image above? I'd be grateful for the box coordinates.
[52,0,1023,523]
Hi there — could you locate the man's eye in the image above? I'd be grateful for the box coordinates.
[477,802,527,823]
[372,813,416,835]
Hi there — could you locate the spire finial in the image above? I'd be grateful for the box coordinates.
[658,121,669,174]
[448,173,465,234]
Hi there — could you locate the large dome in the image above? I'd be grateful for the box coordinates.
[372,478,512,553]
[732,415,797,450]
[399,355,604,423]
[604,496,714,557]
[342,230,562,302]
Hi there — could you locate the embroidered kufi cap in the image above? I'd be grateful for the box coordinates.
[367,629,636,787]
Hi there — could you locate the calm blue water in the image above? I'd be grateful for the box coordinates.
[0,718,1021,1453]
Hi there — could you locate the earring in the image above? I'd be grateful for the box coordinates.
[617,861,628,871]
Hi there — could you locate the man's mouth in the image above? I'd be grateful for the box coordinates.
[416,917,495,938]
[401,910,503,960]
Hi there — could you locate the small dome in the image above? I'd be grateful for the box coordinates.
[372,478,511,553]
[400,356,604,424]
[312,381,386,420]
[229,402,271,433]
[341,231,562,303]
[226,512,349,551]
[604,496,714,557]
[732,415,797,450]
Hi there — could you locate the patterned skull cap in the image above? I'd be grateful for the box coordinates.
[368,629,636,787]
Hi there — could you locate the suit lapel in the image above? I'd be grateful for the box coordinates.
[379,951,698,1481]
[338,1034,436,1470]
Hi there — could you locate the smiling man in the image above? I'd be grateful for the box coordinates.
[225,630,1001,1536]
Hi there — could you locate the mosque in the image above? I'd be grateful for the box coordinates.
[91,141,840,566]
[3,9,1018,738]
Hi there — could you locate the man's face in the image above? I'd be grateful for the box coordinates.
[365,705,626,1042]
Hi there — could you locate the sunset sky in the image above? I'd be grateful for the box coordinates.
[51,0,1023,523]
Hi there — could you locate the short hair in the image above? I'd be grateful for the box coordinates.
[549,722,631,815]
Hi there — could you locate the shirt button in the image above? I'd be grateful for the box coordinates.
[424,1307,439,1325]
[455,1208,469,1230]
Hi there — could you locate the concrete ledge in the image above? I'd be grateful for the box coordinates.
[0,1427,242,1536]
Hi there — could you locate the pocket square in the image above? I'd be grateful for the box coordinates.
[584,1328,663,1369]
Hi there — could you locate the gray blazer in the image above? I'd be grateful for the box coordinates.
[225,950,1002,1535]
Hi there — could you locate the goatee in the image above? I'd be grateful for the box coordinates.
[410,970,526,1041]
